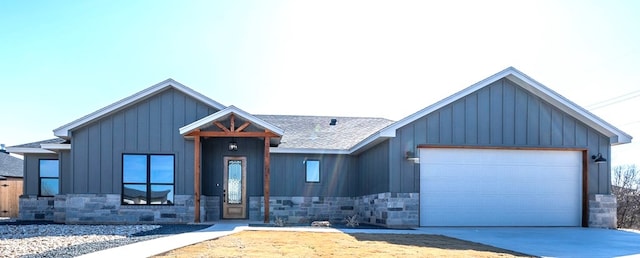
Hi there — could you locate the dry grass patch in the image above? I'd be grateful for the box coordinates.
[155,230,532,257]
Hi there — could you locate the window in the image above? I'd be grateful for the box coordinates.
[39,160,59,196]
[305,160,320,183]
[122,154,174,205]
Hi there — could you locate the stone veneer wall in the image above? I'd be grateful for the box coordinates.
[250,196,356,223]
[24,192,609,228]
[588,194,617,228]
[204,195,220,221]
[250,192,419,228]
[355,192,419,228]
[20,194,208,224]
[19,195,55,221]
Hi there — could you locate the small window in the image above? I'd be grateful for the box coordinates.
[122,154,174,205]
[305,160,320,183]
[39,160,59,196]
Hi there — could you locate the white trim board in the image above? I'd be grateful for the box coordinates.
[5,147,56,154]
[41,143,71,150]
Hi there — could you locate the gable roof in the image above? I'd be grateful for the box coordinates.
[179,105,285,146]
[18,68,631,157]
[0,152,23,178]
[6,138,67,155]
[53,79,226,138]
[352,67,632,152]
[259,115,394,153]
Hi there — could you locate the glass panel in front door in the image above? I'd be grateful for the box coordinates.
[227,160,242,204]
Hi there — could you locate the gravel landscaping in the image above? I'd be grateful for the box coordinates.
[0,221,211,258]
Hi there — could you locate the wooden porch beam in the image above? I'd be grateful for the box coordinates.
[194,129,201,223]
[188,131,279,138]
[213,121,230,132]
[264,135,271,223]
[230,114,235,132]
[236,121,251,132]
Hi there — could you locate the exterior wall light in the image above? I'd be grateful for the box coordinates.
[228,141,238,151]
[592,153,607,164]
[405,151,420,164]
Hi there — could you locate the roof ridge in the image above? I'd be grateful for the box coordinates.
[10,138,66,148]
[255,114,394,120]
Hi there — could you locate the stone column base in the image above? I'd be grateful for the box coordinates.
[589,194,617,228]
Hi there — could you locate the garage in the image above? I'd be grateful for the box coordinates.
[419,148,583,227]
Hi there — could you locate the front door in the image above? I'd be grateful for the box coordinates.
[223,156,247,219]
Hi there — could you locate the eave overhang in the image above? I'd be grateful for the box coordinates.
[5,147,56,155]
[269,148,350,155]
[6,143,71,155]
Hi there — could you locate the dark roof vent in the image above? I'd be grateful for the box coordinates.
[0,144,6,154]
[329,118,337,126]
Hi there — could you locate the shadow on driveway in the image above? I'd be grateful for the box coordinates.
[349,233,532,257]
[417,227,640,257]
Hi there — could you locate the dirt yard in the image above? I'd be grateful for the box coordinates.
[155,230,532,257]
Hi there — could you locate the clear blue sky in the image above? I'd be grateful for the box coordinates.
[1,0,639,166]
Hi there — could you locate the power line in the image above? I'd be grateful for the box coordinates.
[587,89,640,110]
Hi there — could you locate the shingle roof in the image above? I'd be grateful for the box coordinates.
[12,115,392,153]
[11,138,66,148]
[257,115,395,150]
[0,153,23,178]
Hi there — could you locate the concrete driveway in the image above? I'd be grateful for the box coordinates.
[418,227,640,258]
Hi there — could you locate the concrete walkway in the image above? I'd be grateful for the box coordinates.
[78,222,424,258]
[79,223,640,258]
[77,223,246,258]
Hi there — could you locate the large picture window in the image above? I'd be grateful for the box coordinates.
[122,154,174,205]
[39,159,59,196]
[305,160,320,183]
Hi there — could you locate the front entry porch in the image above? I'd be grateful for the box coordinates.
[179,106,284,223]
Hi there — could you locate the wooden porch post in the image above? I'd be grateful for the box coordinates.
[264,135,271,223]
[194,130,201,223]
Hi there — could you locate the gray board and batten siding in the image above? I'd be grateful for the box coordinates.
[201,137,266,197]
[270,153,358,197]
[23,153,58,196]
[16,138,68,196]
[59,150,71,194]
[357,139,391,196]
[385,77,611,194]
[22,76,616,201]
[204,139,359,198]
[68,88,220,195]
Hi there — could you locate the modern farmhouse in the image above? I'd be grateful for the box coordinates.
[8,67,631,228]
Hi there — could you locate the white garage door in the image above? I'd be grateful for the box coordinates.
[419,148,582,227]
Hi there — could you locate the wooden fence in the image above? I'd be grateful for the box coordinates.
[0,178,23,218]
